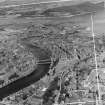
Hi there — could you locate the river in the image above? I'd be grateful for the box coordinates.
[0,38,52,100]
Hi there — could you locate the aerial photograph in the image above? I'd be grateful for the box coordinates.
[0,0,105,105]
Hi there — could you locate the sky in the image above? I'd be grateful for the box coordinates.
[0,0,104,4]
[0,0,76,3]
[4,0,101,1]
[0,0,5,2]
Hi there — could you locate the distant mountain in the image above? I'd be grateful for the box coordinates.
[42,1,104,16]
[0,0,105,6]
[0,0,60,6]
[0,0,104,7]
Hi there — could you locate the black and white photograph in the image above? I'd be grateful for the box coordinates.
[0,0,105,105]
